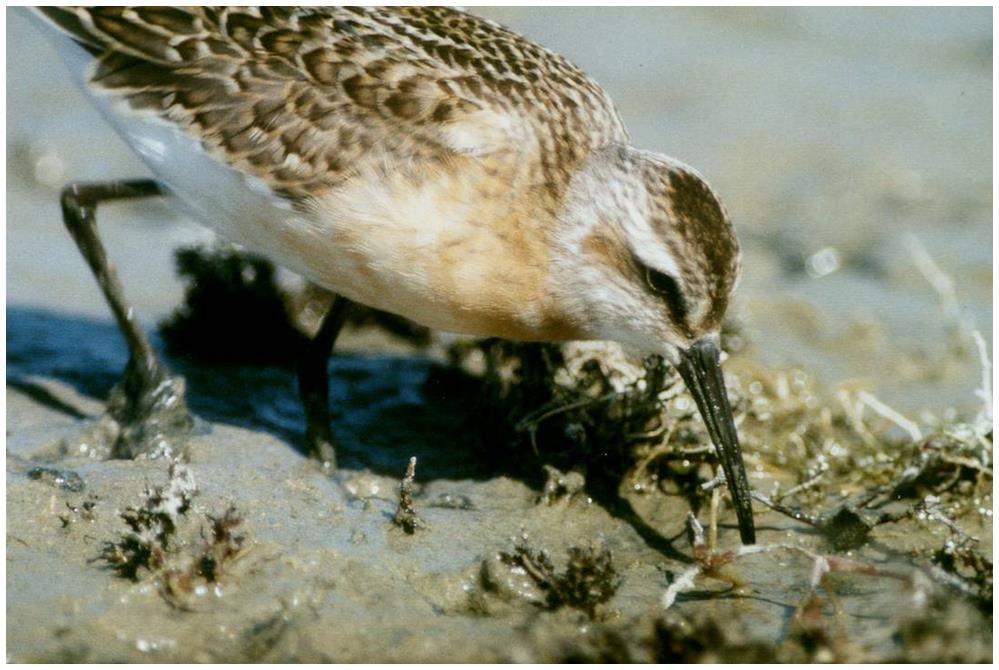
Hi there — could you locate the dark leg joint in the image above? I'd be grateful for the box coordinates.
[61,179,162,210]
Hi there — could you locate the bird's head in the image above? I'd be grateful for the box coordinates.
[550,143,755,544]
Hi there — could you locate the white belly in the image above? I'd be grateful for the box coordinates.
[102,111,337,285]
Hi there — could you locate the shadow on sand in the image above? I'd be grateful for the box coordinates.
[7,304,691,562]
[7,305,481,477]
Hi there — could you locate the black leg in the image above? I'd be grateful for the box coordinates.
[298,294,353,468]
[60,180,193,459]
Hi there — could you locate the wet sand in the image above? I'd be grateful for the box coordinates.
[7,314,992,661]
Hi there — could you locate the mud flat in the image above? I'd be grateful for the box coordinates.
[6,296,992,661]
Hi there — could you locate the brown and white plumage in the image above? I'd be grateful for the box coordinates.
[34,6,754,541]
[39,7,627,200]
[36,6,738,342]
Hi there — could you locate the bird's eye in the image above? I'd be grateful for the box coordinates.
[644,267,688,321]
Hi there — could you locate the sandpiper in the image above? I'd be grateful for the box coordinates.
[34,7,755,544]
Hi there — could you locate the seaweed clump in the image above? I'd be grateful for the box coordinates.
[160,505,246,608]
[652,569,992,663]
[497,537,620,620]
[100,463,197,579]
[649,599,865,663]
[196,506,245,583]
[538,589,991,663]
[159,245,307,366]
[448,325,991,660]
[930,537,993,612]
[649,611,781,663]
[446,327,992,554]
[98,464,247,608]
[446,339,686,493]
[889,593,993,663]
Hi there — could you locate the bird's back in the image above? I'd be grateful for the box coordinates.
[37,7,629,202]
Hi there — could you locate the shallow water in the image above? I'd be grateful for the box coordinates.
[6,7,992,662]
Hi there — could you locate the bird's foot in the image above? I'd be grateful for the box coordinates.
[67,364,195,461]
[305,419,338,471]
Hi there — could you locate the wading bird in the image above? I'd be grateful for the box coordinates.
[33,7,755,544]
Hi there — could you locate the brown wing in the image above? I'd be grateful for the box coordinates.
[38,7,628,200]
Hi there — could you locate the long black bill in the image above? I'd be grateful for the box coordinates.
[676,339,756,545]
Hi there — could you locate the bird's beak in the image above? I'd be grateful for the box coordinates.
[676,338,756,544]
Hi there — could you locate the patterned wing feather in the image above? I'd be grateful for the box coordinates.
[37,7,628,200]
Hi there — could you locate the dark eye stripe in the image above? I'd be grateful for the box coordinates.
[644,266,689,323]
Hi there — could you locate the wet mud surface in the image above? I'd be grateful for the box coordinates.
[6,303,992,662]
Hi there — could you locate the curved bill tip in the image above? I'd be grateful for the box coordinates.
[676,338,756,545]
